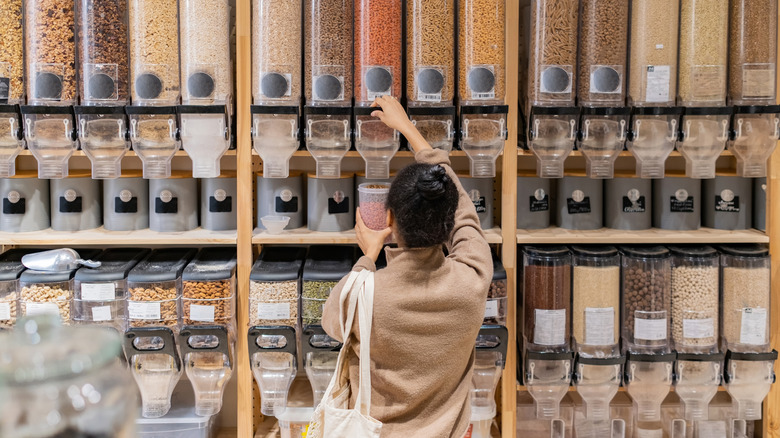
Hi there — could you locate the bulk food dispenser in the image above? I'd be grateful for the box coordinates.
[127,0,181,179]
[0,104,24,178]
[304,0,353,178]
[75,0,131,180]
[249,246,306,415]
[470,325,508,438]
[354,106,399,180]
[0,249,38,330]
[460,106,508,178]
[0,0,24,178]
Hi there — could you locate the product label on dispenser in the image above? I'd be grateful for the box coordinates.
[715,195,740,213]
[0,77,9,103]
[155,197,178,214]
[128,302,161,320]
[697,421,727,438]
[81,283,116,301]
[566,197,591,214]
[25,302,59,316]
[3,197,25,215]
[584,307,615,346]
[258,302,290,320]
[0,302,10,320]
[529,194,549,212]
[670,196,695,213]
[275,196,299,213]
[416,67,445,102]
[645,65,671,103]
[634,317,667,341]
[636,429,663,438]
[468,65,497,100]
[622,195,646,213]
[742,64,776,99]
[189,304,215,322]
[91,306,112,322]
[533,309,566,346]
[484,300,498,319]
[59,196,83,213]
[683,318,715,339]
[365,66,393,100]
[328,192,350,215]
[740,307,768,345]
[209,195,233,213]
[114,196,138,213]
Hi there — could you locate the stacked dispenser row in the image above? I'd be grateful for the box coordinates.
[523,0,780,181]
[518,244,776,438]
[0,0,233,180]
[247,246,508,438]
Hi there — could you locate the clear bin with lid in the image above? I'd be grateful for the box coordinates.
[179,0,230,105]
[0,105,25,177]
[0,171,50,233]
[407,0,454,105]
[179,325,233,416]
[571,246,620,358]
[355,107,399,180]
[620,246,672,354]
[624,352,676,423]
[729,0,778,105]
[522,246,571,354]
[20,106,79,179]
[528,0,578,107]
[677,107,732,179]
[473,325,508,416]
[126,106,181,179]
[75,106,130,179]
[0,249,37,329]
[674,353,724,422]
[305,0,352,105]
[149,173,198,232]
[249,325,298,416]
[723,350,777,421]
[577,107,629,179]
[527,107,578,179]
[458,0,505,104]
[253,106,300,179]
[181,247,236,327]
[253,0,302,105]
[123,326,182,418]
[178,105,231,178]
[127,248,197,332]
[408,107,456,152]
[628,0,680,106]
[626,107,681,179]
[304,106,352,178]
[485,255,507,325]
[302,246,353,326]
[77,0,129,106]
[669,245,719,354]
[250,247,305,329]
[302,324,341,407]
[729,105,780,178]
[257,172,305,230]
[103,172,149,231]
[0,0,24,105]
[578,0,628,107]
[25,0,77,105]
[678,0,728,106]
[354,0,401,105]
[73,248,150,332]
[278,407,314,438]
[461,106,508,178]
[719,244,771,353]
[129,0,179,105]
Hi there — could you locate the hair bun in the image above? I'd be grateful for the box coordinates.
[416,165,448,200]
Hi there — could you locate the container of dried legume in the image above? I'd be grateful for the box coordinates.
[129,0,180,105]
[458,0,505,104]
[250,247,306,329]
[528,0,579,107]
[407,0,454,105]
[0,249,39,329]
[25,0,78,105]
[668,245,719,354]
[729,0,778,105]
[628,0,680,106]
[521,245,571,353]
[408,107,456,152]
[357,183,390,231]
[302,246,354,327]
[484,253,507,326]
[0,0,25,105]
[571,245,620,358]
[77,0,129,105]
[577,0,628,107]
[253,0,302,104]
[305,0,353,105]
[127,248,197,332]
[354,0,401,104]
[180,0,231,105]
[181,247,236,327]
[718,244,771,353]
[678,0,728,106]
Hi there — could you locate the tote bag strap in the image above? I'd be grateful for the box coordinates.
[354,271,375,416]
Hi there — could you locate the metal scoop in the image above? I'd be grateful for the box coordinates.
[22,249,101,272]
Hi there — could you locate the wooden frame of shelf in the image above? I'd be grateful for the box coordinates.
[516,227,769,245]
[252,226,504,245]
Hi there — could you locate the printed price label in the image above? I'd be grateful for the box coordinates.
[91,306,112,322]
[190,304,215,322]
[645,65,671,103]
[81,283,116,301]
[128,302,161,320]
[740,308,768,345]
[484,300,499,319]
[0,302,10,320]
[533,309,566,346]
[26,302,59,316]
[634,317,667,341]
[683,318,715,339]
[584,307,615,346]
[258,302,291,320]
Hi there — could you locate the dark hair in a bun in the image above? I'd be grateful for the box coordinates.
[388,163,458,248]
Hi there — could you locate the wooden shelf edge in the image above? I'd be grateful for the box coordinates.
[18,150,238,158]
[517,149,734,158]
[253,226,503,245]
[256,150,471,158]
[0,227,237,245]
[516,227,769,244]
[516,384,728,393]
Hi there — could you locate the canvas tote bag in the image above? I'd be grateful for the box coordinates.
[307,269,383,438]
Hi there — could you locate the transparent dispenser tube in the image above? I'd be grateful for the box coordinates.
[573,356,623,422]
[0,105,24,177]
[20,106,78,179]
[528,106,578,178]
[626,107,682,179]
[524,352,573,420]
[472,325,508,414]
[248,326,297,416]
[252,106,300,178]
[126,106,180,179]
[122,327,183,418]
[178,105,231,178]
[578,108,629,179]
[677,108,732,179]
[723,350,777,421]
[180,326,233,417]
[302,325,342,407]
[674,353,723,422]
[75,106,130,179]
[461,106,508,178]
[408,106,456,152]
[304,106,351,178]
[355,108,399,180]
[623,352,675,422]
[729,106,780,178]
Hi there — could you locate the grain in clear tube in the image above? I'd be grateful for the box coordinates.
[728,0,778,104]
[678,0,728,105]
[253,0,302,104]
[304,0,353,104]
[0,0,24,103]
[628,0,680,106]
[577,0,628,106]
[25,0,77,104]
[129,0,180,104]
[671,265,719,351]
[78,0,129,104]
[354,0,402,103]
[180,0,231,104]
[406,0,455,104]
[458,0,505,103]
[722,266,771,351]
[572,265,620,348]
[528,0,578,106]
[523,264,571,351]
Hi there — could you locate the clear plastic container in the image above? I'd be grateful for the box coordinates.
[729,106,780,178]
[19,271,79,324]
[249,247,305,329]
[355,108,399,179]
[472,325,508,415]
[458,0,505,104]
[674,353,723,421]
[729,0,778,105]
[179,0,230,105]
[527,107,578,179]
[571,246,620,358]
[249,326,298,416]
[124,327,183,418]
[25,0,77,105]
[135,378,217,436]
[461,106,507,178]
[253,0,302,105]
[278,407,314,438]
[620,246,671,354]
[0,249,36,329]
[678,0,728,106]
[628,0,680,106]
[0,105,25,177]
[624,352,675,422]
[77,0,129,105]
[524,352,574,420]
[577,0,629,107]
[669,245,719,354]
[723,350,777,421]
[302,246,353,326]
[408,107,456,152]
[719,244,771,353]
[75,106,130,179]
[626,107,681,178]
[572,356,622,422]
[0,0,24,105]
[302,325,341,407]
[304,107,352,178]
[677,108,731,179]
[253,107,300,179]
[407,0,454,105]
[20,106,78,179]
[522,246,571,354]
[354,0,402,104]
[178,106,230,178]
[358,183,390,231]
[577,108,629,179]
[485,255,507,326]
[127,107,180,179]
[181,247,237,327]
[129,0,180,105]
[179,326,233,416]
[528,0,578,106]
[305,0,352,105]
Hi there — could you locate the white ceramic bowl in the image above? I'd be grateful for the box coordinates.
[261,215,290,234]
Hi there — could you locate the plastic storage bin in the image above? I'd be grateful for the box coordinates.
[129,0,179,105]
[626,107,682,179]
[307,173,355,232]
[357,183,390,231]
[354,106,400,179]
[458,0,505,104]
[485,254,507,326]
[25,0,77,105]
[460,106,508,178]
[460,175,493,230]
[0,172,50,232]
[126,107,181,179]
[0,249,36,329]
[249,247,306,329]
[305,0,353,105]
[669,245,719,354]
[75,105,131,179]
[0,0,24,105]
[628,0,680,106]
[408,107,456,151]
[678,0,728,106]
[702,174,752,230]
[652,174,702,230]
[50,172,102,232]
[577,0,629,107]
[406,0,454,105]
[253,0,302,104]
[302,246,353,326]
[149,173,198,232]
[354,0,402,104]
[20,106,79,179]
[522,246,571,353]
[528,0,579,106]
[278,407,314,438]
[729,0,778,105]
[73,248,150,332]
[620,246,672,354]
[571,246,620,358]
[252,107,300,179]
[555,175,603,231]
[179,0,230,104]
[181,247,236,326]
[77,0,129,105]
[516,172,551,230]
[257,172,305,230]
[201,173,237,231]
[604,173,652,231]
[135,379,216,437]
[103,172,149,231]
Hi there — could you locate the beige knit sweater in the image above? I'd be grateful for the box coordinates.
[322,148,493,438]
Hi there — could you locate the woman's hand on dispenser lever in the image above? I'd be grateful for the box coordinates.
[371,95,432,153]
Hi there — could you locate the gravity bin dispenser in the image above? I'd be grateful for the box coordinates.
[74,106,130,179]
[527,106,579,178]
[577,107,629,179]
[677,107,732,179]
[626,107,682,179]
[302,325,342,408]
[472,325,508,437]
[0,104,24,177]
[125,106,180,179]
[123,327,183,418]
[623,352,676,429]
[723,350,777,422]
[304,106,352,178]
[179,325,233,417]
[252,105,300,179]
[460,105,508,178]
[673,352,725,433]
[354,106,399,180]
[572,355,626,438]
[522,351,574,426]
[178,105,231,178]
[248,326,298,416]
[728,105,780,178]
[408,106,456,153]
[20,105,78,179]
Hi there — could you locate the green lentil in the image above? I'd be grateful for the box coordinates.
[302,280,337,325]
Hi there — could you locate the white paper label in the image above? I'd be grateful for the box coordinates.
[258,302,291,320]
[128,302,161,320]
[645,65,671,103]
[533,309,566,346]
[740,308,768,345]
[584,307,615,346]
[0,302,10,320]
[697,421,727,438]
[190,304,215,322]
[636,429,663,438]
[634,318,667,341]
[484,300,499,319]
[26,302,59,316]
[91,306,112,322]
[81,283,116,301]
[683,318,715,339]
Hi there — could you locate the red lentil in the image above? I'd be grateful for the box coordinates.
[354,0,402,104]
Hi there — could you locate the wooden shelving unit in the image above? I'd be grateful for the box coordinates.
[0,227,237,245]
[516,227,769,245]
[253,226,503,245]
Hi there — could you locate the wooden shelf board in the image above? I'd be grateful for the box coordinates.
[18,150,238,158]
[254,150,469,158]
[516,384,728,393]
[517,149,734,158]
[0,227,237,245]
[253,226,503,245]
[516,227,768,244]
